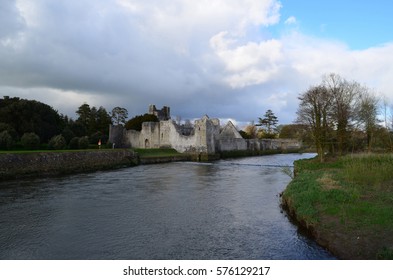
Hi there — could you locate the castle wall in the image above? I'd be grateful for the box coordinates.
[125,130,141,148]
[162,120,197,153]
[218,138,247,152]
[109,107,302,155]
[193,116,220,154]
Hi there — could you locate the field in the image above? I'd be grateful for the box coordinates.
[282,153,393,259]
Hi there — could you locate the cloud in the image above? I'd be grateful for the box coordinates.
[0,0,392,125]
[284,16,297,25]
[210,31,282,88]
[0,1,25,39]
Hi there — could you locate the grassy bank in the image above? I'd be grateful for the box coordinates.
[282,153,393,259]
[134,148,184,158]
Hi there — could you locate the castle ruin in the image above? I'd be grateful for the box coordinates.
[109,105,301,158]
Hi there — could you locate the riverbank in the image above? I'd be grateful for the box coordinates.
[281,154,393,259]
[0,148,194,180]
[0,148,298,181]
[134,148,192,164]
[0,149,139,180]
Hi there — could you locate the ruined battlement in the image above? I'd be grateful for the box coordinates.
[149,105,171,121]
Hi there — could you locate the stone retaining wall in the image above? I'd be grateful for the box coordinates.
[0,150,138,180]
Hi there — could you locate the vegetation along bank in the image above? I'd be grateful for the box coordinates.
[282,154,393,259]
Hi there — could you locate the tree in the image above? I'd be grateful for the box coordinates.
[96,106,112,135]
[78,136,89,149]
[21,132,40,150]
[258,109,279,138]
[125,114,159,131]
[0,130,13,149]
[323,73,360,155]
[48,135,67,150]
[0,96,63,142]
[297,85,332,162]
[111,107,128,126]
[242,123,258,139]
[61,127,75,144]
[355,89,380,152]
[69,137,80,149]
[279,124,311,142]
[76,103,91,128]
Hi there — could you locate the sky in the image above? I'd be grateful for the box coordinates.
[1,0,393,127]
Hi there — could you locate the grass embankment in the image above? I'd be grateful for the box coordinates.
[282,154,393,259]
[134,148,183,158]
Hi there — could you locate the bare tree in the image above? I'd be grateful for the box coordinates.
[111,107,128,126]
[244,121,258,139]
[355,89,380,152]
[297,85,333,162]
[323,73,360,155]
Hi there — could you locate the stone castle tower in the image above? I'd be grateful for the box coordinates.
[148,105,170,121]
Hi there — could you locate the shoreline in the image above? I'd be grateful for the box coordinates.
[281,155,393,260]
[0,148,298,181]
[0,149,139,181]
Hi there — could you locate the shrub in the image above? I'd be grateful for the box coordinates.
[21,132,40,150]
[78,136,89,149]
[61,127,75,144]
[0,130,13,149]
[69,137,80,149]
[48,134,67,150]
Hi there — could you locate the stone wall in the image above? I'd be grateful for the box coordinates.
[119,116,222,154]
[0,150,138,180]
[109,113,302,156]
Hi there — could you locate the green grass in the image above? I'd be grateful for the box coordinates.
[283,153,393,259]
[134,148,182,158]
[341,153,393,187]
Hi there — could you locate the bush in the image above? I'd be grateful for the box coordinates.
[21,132,40,150]
[48,134,67,150]
[78,136,89,149]
[0,130,13,149]
[69,137,80,149]
[61,127,75,144]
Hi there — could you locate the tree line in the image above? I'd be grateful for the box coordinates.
[295,73,391,162]
[0,96,131,150]
[239,73,392,161]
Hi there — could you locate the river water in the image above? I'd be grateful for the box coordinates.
[0,153,335,260]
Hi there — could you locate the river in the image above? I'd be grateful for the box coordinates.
[0,153,335,259]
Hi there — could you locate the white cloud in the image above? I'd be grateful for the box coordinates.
[210,32,282,87]
[284,16,297,25]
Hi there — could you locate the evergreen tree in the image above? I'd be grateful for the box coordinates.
[258,109,279,138]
